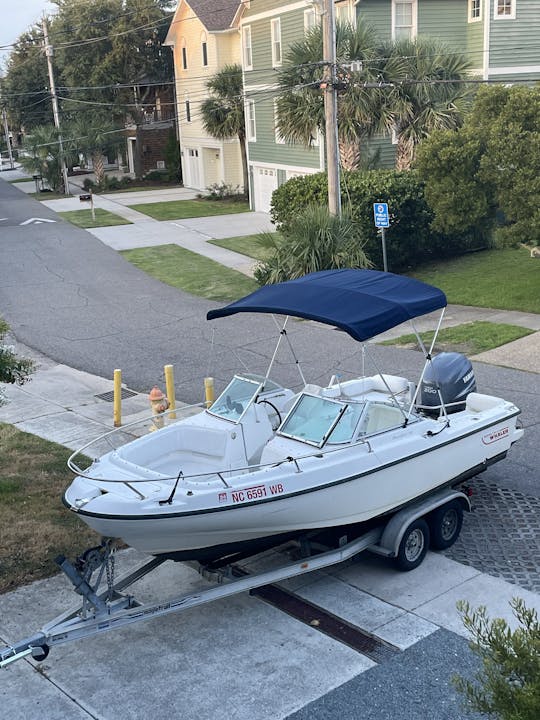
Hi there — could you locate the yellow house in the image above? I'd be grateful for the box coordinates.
[165,0,244,192]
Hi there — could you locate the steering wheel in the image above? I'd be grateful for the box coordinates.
[256,399,283,430]
[226,394,244,414]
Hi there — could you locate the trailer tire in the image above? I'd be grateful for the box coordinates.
[429,500,463,550]
[395,519,430,571]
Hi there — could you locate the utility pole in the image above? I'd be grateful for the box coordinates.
[42,17,70,195]
[322,0,341,216]
[2,108,15,170]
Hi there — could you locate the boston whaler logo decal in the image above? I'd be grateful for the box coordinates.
[482,427,509,445]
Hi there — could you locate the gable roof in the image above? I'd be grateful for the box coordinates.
[187,0,243,32]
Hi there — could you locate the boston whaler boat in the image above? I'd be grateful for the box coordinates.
[64,270,523,563]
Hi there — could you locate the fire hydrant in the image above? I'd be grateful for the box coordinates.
[149,385,169,430]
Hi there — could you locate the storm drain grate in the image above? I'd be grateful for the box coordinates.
[231,566,400,663]
[95,388,138,402]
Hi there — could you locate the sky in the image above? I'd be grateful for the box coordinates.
[1,0,56,69]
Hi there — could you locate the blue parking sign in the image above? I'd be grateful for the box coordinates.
[373,203,389,228]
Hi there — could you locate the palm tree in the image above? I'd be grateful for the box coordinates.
[382,38,474,170]
[19,125,64,191]
[68,112,122,186]
[201,64,248,194]
[276,21,391,170]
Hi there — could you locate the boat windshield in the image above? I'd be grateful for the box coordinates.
[208,375,263,423]
[279,394,363,447]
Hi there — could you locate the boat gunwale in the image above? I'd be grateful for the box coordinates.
[64,409,520,522]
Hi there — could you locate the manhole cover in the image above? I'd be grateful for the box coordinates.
[95,388,138,402]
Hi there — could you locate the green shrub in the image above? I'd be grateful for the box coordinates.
[254,205,371,285]
[271,170,479,271]
[164,131,182,183]
[454,598,540,720]
[0,318,35,405]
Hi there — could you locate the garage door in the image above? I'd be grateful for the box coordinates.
[253,167,278,213]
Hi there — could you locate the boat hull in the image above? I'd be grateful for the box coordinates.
[65,407,521,559]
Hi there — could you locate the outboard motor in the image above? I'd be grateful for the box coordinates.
[420,352,476,416]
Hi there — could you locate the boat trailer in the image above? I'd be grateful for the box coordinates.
[0,488,470,668]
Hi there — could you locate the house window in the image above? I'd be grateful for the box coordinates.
[185,99,191,123]
[494,0,516,19]
[392,1,417,40]
[201,32,208,66]
[242,26,252,70]
[271,18,282,67]
[274,100,285,144]
[246,100,256,141]
[469,0,482,21]
[181,39,187,70]
[304,8,318,32]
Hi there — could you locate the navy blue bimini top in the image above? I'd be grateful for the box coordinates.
[207,269,447,342]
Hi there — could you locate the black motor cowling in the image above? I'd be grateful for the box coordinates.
[420,352,476,416]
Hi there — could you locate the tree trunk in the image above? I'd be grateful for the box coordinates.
[238,131,249,198]
[92,151,105,186]
[395,137,414,171]
[338,139,362,171]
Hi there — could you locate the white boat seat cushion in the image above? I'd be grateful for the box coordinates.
[362,404,404,434]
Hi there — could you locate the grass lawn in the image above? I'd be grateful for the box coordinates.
[0,423,99,593]
[411,247,540,314]
[30,191,68,200]
[128,198,250,221]
[121,244,259,301]
[209,232,278,262]
[59,208,132,229]
[8,177,33,184]
[382,321,534,356]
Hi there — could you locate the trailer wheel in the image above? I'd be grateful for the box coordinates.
[395,519,430,571]
[429,500,463,550]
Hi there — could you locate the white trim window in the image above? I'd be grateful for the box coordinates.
[274,100,285,144]
[304,7,318,32]
[201,32,208,67]
[184,97,191,123]
[181,38,187,70]
[242,25,253,70]
[246,100,256,141]
[494,0,516,19]
[468,0,482,22]
[271,18,282,67]
[392,1,417,40]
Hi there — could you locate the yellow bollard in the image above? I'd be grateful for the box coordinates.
[204,377,215,408]
[164,364,176,419]
[113,369,122,427]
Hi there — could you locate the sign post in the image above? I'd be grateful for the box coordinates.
[373,203,390,272]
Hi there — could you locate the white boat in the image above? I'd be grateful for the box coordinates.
[64,270,523,561]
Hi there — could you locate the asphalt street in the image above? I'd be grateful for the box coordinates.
[0,177,539,719]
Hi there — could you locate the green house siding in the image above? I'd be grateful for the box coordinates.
[247,95,321,168]
[466,17,484,71]
[356,0,392,39]
[489,1,540,69]
[417,1,467,48]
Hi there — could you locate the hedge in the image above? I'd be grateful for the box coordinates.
[270,170,479,271]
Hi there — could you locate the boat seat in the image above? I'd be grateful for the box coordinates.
[178,426,228,459]
[361,403,404,435]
